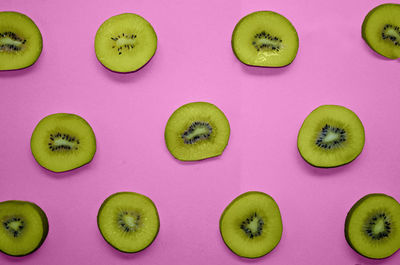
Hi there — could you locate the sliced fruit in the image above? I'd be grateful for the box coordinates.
[297,105,365,168]
[219,191,283,258]
[232,11,299,67]
[0,200,48,256]
[95,13,157,72]
[97,192,160,253]
[164,102,230,161]
[345,193,400,259]
[30,113,96,172]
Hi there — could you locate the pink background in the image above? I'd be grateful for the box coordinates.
[1,0,400,264]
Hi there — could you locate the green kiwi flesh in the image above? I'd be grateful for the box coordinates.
[345,193,400,259]
[362,4,400,59]
[30,113,96,172]
[97,192,160,253]
[219,191,283,258]
[0,12,43,70]
[164,102,230,161]
[297,105,365,168]
[0,200,48,257]
[95,13,157,72]
[232,11,299,67]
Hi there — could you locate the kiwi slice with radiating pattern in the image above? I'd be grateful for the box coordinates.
[219,191,283,258]
[232,11,299,67]
[0,200,48,257]
[30,113,96,172]
[0,11,42,70]
[97,192,160,253]
[164,102,230,161]
[297,105,365,168]
[362,4,400,59]
[345,193,400,259]
[95,13,157,72]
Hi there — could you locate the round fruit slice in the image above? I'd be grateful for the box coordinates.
[345,193,400,259]
[30,113,96,172]
[297,105,365,168]
[164,102,230,161]
[362,4,400,59]
[97,192,160,253]
[0,200,48,256]
[219,191,283,258]
[0,11,43,70]
[231,11,299,67]
[95,13,157,72]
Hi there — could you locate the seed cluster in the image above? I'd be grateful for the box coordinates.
[382,24,400,46]
[365,213,391,240]
[315,124,346,149]
[3,217,24,237]
[111,33,137,55]
[48,133,80,151]
[182,121,213,144]
[252,31,282,52]
[117,211,140,232]
[240,213,264,239]
[0,31,26,52]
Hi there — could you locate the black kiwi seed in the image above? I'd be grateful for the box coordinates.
[315,124,346,149]
[48,132,80,152]
[181,121,213,144]
[364,213,392,240]
[251,31,282,52]
[240,213,264,239]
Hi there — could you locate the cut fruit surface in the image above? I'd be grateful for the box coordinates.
[345,193,400,259]
[219,191,283,258]
[0,200,48,256]
[0,11,43,70]
[297,105,365,168]
[164,102,230,161]
[97,192,160,253]
[232,11,299,67]
[362,4,400,59]
[30,113,96,172]
[95,13,157,72]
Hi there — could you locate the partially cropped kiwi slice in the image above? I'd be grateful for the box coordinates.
[97,192,160,253]
[0,11,43,70]
[362,4,400,59]
[164,102,230,161]
[0,200,48,257]
[232,11,299,67]
[31,113,96,172]
[345,193,400,259]
[297,105,365,168]
[220,191,283,258]
[95,13,157,72]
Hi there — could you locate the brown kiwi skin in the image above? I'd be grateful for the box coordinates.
[219,191,283,259]
[0,200,49,257]
[344,193,400,259]
[97,192,160,253]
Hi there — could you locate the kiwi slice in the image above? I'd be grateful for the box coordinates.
[297,105,365,168]
[231,11,299,67]
[95,13,157,72]
[30,113,96,173]
[345,193,400,259]
[219,191,283,258]
[97,192,160,253]
[362,4,400,59]
[0,200,48,257]
[0,11,43,70]
[164,102,230,161]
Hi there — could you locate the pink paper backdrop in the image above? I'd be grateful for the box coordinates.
[1,0,399,264]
